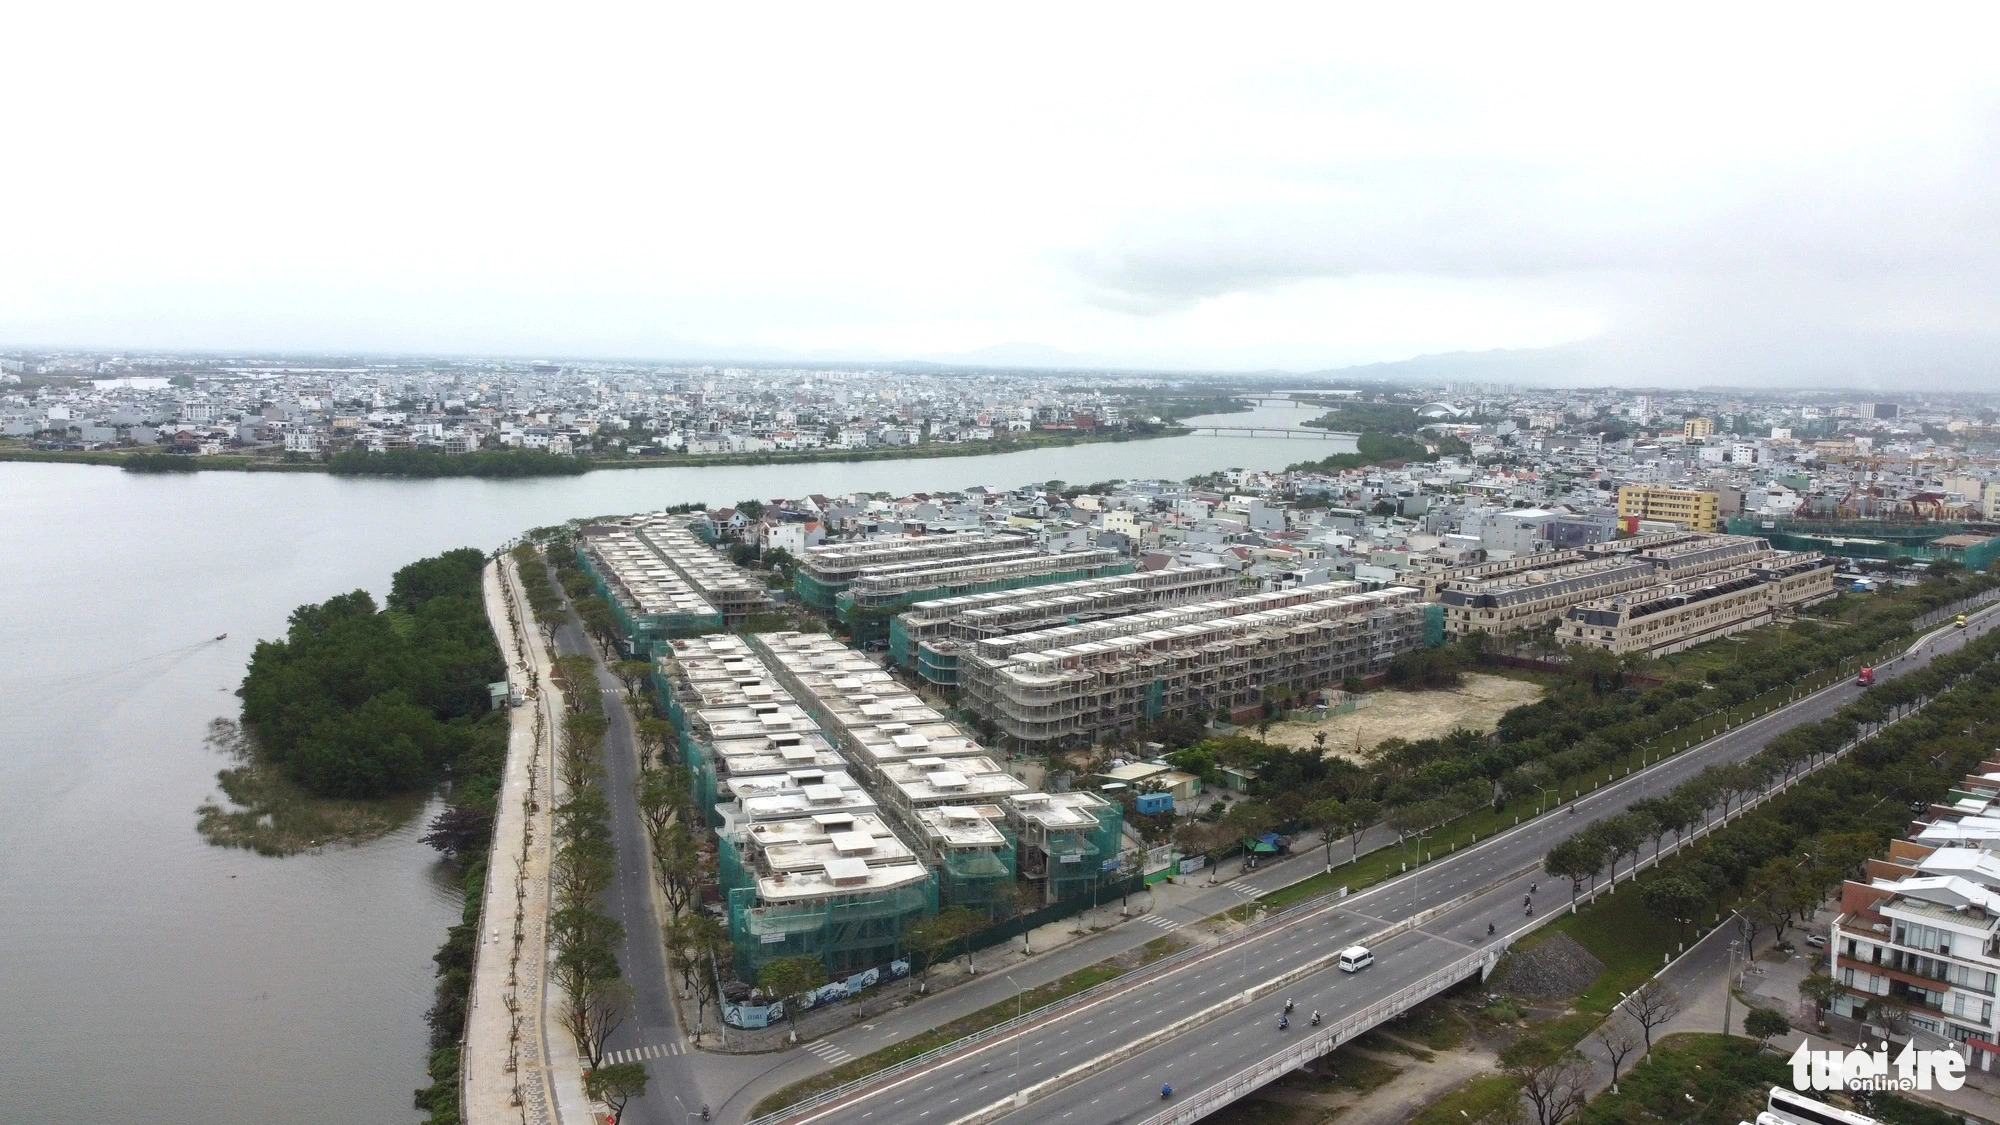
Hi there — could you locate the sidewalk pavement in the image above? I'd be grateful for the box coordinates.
[462,555,593,1125]
[1576,908,2000,1123]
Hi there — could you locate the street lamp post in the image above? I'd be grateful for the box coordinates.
[1534,784,1552,815]
[1722,940,1740,1036]
[1005,973,1025,1107]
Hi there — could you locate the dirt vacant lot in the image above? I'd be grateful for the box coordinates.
[1263,673,1546,761]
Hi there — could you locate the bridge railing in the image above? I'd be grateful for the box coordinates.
[1134,947,1495,1125]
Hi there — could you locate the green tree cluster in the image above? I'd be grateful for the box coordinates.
[121,452,200,472]
[1548,623,2000,960]
[1283,430,1436,474]
[239,548,504,799]
[547,649,636,1075]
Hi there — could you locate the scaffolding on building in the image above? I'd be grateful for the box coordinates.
[575,528,725,646]
[613,512,770,624]
[1007,791,1125,904]
[750,631,1041,918]
[724,866,936,981]
[829,548,1130,642]
[794,532,1034,609]
[1438,532,1780,636]
[960,588,1428,748]
[889,563,1245,683]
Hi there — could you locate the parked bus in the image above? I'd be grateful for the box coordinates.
[1763,1086,1882,1125]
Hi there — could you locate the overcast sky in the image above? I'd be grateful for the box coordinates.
[6,4,2000,383]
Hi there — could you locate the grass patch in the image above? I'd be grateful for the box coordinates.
[1581,1033,1959,1125]
[1577,1032,1783,1124]
[1410,1074,1519,1125]
[194,719,426,855]
[1352,1030,1433,1062]
[1199,1100,1328,1125]
[750,933,1190,1118]
[1383,995,1468,1052]
[1509,883,1683,1019]
[1315,1048,1401,1093]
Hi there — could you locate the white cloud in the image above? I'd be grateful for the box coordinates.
[4,2,2000,381]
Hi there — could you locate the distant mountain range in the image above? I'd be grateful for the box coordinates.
[914,332,2000,393]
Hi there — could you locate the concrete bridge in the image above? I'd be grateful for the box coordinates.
[1195,426,1356,439]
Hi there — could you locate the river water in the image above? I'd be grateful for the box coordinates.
[0,407,1343,1124]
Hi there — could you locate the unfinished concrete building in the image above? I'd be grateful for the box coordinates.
[1437,532,1781,637]
[717,809,935,980]
[794,531,1034,609]
[652,634,834,822]
[1561,551,1836,655]
[744,630,1026,915]
[836,546,1135,643]
[876,757,1026,916]
[716,766,878,836]
[962,584,1365,672]
[961,587,1429,748]
[575,526,725,645]
[623,512,770,625]
[1007,791,1126,903]
[890,563,1245,685]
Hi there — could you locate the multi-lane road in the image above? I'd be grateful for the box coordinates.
[767,600,2000,1125]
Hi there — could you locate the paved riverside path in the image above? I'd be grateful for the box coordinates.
[465,556,569,1125]
[730,601,2000,1125]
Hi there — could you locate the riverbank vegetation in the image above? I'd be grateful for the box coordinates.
[121,452,202,472]
[329,447,594,477]
[4,422,1185,476]
[598,424,1189,470]
[236,548,507,799]
[1283,430,1437,473]
[195,718,431,854]
[198,548,508,856]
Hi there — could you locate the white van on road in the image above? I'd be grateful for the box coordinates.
[1337,945,1373,972]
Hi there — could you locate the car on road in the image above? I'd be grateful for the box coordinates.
[1338,945,1374,972]
[1805,933,1828,949]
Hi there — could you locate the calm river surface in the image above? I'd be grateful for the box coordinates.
[0,408,1345,1124]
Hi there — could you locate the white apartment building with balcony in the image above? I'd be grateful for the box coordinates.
[1832,844,2000,1071]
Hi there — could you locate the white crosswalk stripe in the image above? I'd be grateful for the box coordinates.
[805,1040,853,1064]
[602,1043,686,1064]
[1138,914,1180,930]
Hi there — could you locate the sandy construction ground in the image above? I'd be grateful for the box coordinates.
[1263,672,1546,761]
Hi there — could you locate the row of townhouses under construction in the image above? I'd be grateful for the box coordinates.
[650,631,1121,979]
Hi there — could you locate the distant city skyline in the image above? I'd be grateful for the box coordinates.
[7,6,2000,389]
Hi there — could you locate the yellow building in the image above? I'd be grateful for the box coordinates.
[1683,417,1716,440]
[1617,485,1721,532]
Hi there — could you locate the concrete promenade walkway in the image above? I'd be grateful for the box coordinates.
[463,555,589,1125]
